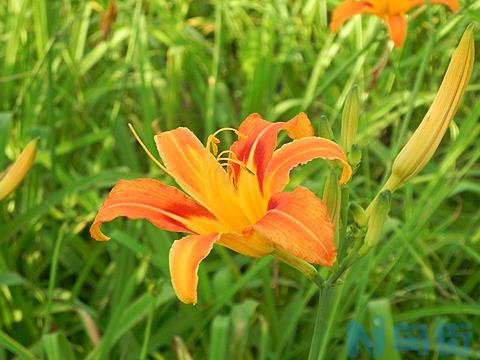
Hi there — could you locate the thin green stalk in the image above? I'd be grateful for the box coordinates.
[307,287,333,360]
[318,0,327,28]
[0,330,38,360]
[309,176,352,358]
[44,226,65,335]
[338,187,350,261]
[205,0,223,135]
[46,23,55,187]
[35,0,55,185]
[389,10,436,161]
[139,290,157,360]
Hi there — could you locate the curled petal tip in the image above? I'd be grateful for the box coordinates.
[89,223,110,241]
[285,112,314,139]
[339,161,353,185]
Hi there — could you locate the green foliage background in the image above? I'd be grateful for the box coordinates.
[0,0,479,359]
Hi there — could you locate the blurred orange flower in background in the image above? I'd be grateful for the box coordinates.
[0,140,37,201]
[330,0,459,47]
[90,114,351,304]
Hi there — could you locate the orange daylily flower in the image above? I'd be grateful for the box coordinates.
[330,0,459,47]
[90,113,352,304]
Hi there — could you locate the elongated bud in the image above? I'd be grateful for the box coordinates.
[323,172,341,221]
[348,144,362,170]
[318,115,333,140]
[384,27,475,192]
[359,191,391,256]
[341,85,360,153]
[0,140,37,201]
[351,202,367,227]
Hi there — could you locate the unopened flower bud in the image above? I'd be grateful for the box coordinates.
[384,27,475,192]
[323,172,341,221]
[348,144,362,170]
[351,202,367,227]
[359,191,391,256]
[341,85,360,153]
[0,140,37,201]
[318,115,333,140]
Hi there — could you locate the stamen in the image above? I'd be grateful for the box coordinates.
[219,162,240,187]
[217,157,255,175]
[211,127,243,139]
[216,150,237,160]
[207,135,220,156]
[205,127,246,154]
[128,123,169,174]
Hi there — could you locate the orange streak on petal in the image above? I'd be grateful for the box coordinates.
[386,15,407,48]
[89,178,220,241]
[264,137,352,196]
[169,233,219,304]
[235,113,270,138]
[230,113,315,191]
[330,1,373,31]
[252,187,336,267]
[230,116,282,176]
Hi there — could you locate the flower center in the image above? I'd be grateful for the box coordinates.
[205,128,255,180]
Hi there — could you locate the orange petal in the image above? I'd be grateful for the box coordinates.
[430,0,459,12]
[155,127,250,232]
[386,15,407,48]
[251,187,336,267]
[230,112,314,188]
[263,137,352,196]
[284,112,315,139]
[330,1,373,31]
[169,233,219,304]
[217,231,273,258]
[90,178,221,241]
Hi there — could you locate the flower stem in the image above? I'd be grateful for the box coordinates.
[308,182,353,358]
[307,286,334,360]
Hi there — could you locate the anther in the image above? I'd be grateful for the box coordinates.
[205,128,246,155]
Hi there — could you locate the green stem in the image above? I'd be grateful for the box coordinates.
[386,11,436,179]
[337,186,350,261]
[205,0,222,135]
[0,330,37,360]
[46,1,55,187]
[307,287,334,360]
[44,226,65,335]
[308,168,356,358]
[139,290,157,360]
[308,184,351,358]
